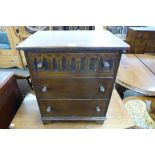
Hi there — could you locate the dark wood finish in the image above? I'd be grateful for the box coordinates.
[33,77,113,99]
[17,30,129,124]
[39,100,108,117]
[17,30,129,51]
[0,72,23,129]
[27,52,120,77]
[126,27,155,53]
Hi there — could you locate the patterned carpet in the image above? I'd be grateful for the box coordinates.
[125,99,155,129]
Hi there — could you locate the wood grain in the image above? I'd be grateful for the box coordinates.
[0,27,26,68]
[0,54,22,68]
[126,27,155,53]
[39,99,108,117]
[116,54,155,96]
[136,54,155,75]
[33,77,113,99]
[20,30,127,123]
[17,30,129,50]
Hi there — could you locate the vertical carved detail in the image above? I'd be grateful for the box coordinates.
[85,57,90,71]
[53,58,58,71]
[50,56,54,71]
[58,56,62,71]
[33,58,38,71]
[42,57,49,71]
[99,58,104,71]
[36,56,42,71]
[75,56,81,72]
[80,57,85,71]
[96,56,100,71]
[62,57,67,71]
[30,53,114,73]
[71,58,76,72]
[90,57,96,71]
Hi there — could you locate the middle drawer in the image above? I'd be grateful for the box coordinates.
[33,77,113,99]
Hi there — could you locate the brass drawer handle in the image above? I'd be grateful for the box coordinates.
[42,86,47,92]
[99,85,105,93]
[46,106,52,112]
[37,62,43,68]
[96,106,101,112]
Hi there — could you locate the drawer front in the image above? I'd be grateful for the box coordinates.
[34,78,114,99]
[27,52,120,76]
[39,100,108,117]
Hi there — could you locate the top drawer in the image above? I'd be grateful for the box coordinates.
[27,52,120,77]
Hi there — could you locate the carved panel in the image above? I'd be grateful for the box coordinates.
[29,53,118,73]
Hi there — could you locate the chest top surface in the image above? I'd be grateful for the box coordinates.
[17,30,129,51]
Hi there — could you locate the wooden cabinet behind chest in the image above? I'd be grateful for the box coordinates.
[17,30,129,124]
[126,27,155,53]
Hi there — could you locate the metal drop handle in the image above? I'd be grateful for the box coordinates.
[96,106,101,112]
[103,61,110,68]
[42,86,47,92]
[99,85,105,93]
[46,106,52,112]
[37,62,43,68]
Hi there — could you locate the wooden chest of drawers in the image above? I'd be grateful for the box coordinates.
[126,27,155,53]
[17,30,129,124]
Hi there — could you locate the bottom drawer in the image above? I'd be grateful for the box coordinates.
[39,100,108,117]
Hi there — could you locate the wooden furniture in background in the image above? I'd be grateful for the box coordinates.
[16,26,96,41]
[17,30,129,124]
[116,54,155,98]
[0,27,26,68]
[126,27,155,53]
[0,72,23,128]
[0,26,98,69]
[10,89,135,129]
[136,54,155,74]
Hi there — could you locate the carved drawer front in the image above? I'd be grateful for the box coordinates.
[28,52,119,74]
[39,100,108,117]
[33,77,113,99]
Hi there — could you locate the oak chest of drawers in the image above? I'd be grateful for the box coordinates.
[17,30,129,124]
[126,27,155,53]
